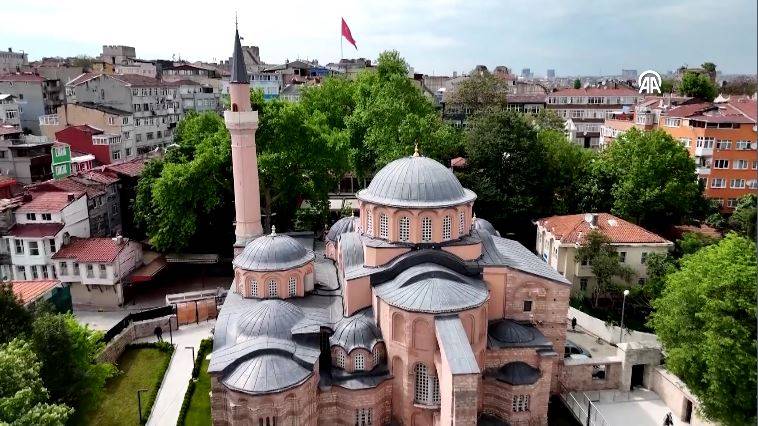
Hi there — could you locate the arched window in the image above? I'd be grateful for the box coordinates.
[366,211,373,237]
[414,363,440,406]
[372,345,382,366]
[267,279,277,298]
[442,215,452,240]
[512,395,530,412]
[354,353,365,371]
[421,217,432,242]
[458,211,465,236]
[399,217,410,242]
[251,279,258,297]
[379,213,388,238]
[335,349,345,368]
[288,276,297,297]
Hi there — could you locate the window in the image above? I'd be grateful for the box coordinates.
[664,117,680,127]
[458,211,465,235]
[73,262,80,275]
[619,251,626,262]
[48,239,55,253]
[16,266,26,280]
[354,353,365,371]
[523,300,533,312]
[442,215,452,240]
[41,265,48,278]
[747,180,758,189]
[512,395,530,412]
[696,137,714,148]
[366,212,373,236]
[736,140,752,150]
[726,198,738,208]
[136,134,142,143]
[414,363,430,404]
[14,239,24,254]
[379,213,388,239]
[59,262,68,275]
[267,279,277,297]
[41,213,51,221]
[421,217,432,242]
[99,264,107,278]
[580,278,588,291]
[26,213,36,221]
[372,346,382,366]
[86,264,94,278]
[335,350,345,369]
[641,252,648,264]
[399,217,410,242]
[730,179,745,189]
[29,241,39,256]
[713,159,729,169]
[125,147,132,156]
[711,178,726,188]
[733,159,749,169]
[678,138,691,148]
[355,408,372,426]
[112,150,121,160]
[753,161,758,170]
[251,279,258,296]
[288,276,296,297]
[31,266,39,279]
[716,140,731,149]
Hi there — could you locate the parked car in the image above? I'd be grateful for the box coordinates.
[565,339,592,358]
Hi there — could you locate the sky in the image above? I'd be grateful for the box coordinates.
[2,0,757,77]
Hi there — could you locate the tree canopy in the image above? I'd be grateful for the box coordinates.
[574,230,634,306]
[449,70,509,114]
[649,233,757,425]
[678,71,717,101]
[727,194,757,241]
[0,281,32,345]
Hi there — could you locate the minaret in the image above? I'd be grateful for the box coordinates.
[225,24,263,254]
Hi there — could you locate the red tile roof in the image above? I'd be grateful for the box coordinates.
[688,114,755,124]
[79,168,120,184]
[17,191,84,213]
[52,237,131,263]
[7,223,64,238]
[11,280,60,305]
[726,99,757,121]
[551,87,638,96]
[664,102,715,118]
[536,213,671,245]
[0,125,22,136]
[28,178,104,198]
[67,72,100,86]
[0,73,45,83]
[106,158,149,177]
[111,74,167,87]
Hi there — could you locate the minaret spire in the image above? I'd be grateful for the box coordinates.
[230,17,249,84]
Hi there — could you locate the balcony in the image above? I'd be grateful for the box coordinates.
[696,166,711,175]
[695,147,713,156]
[38,114,59,126]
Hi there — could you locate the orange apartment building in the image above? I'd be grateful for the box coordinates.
[601,97,757,211]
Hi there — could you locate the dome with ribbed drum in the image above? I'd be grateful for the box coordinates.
[233,299,305,343]
[356,154,476,208]
[330,309,383,353]
[488,319,534,344]
[233,228,314,271]
[326,216,358,242]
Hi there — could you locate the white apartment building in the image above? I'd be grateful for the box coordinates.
[0,48,28,74]
[535,213,673,296]
[53,236,142,308]
[0,94,21,126]
[5,191,90,281]
[172,80,220,112]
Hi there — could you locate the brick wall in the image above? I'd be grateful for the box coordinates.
[98,315,175,363]
[560,358,621,392]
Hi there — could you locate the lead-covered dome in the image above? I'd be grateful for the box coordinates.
[234,299,305,342]
[326,216,358,242]
[357,155,476,208]
[233,232,314,271]
[330,309,383,353]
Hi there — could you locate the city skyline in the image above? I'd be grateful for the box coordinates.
[2,0,756,76]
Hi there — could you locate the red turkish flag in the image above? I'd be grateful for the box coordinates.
[341,18,357,49]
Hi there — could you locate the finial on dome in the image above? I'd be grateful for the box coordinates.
[271,225,277,236]
[413,143,420,157]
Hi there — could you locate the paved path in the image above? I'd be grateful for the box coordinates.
[135,321,215,426]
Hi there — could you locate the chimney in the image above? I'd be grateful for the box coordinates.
[591,213,598,227]
[22,193,32,202]
[67,193,76,201]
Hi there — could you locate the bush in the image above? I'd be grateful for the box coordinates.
[177,338,213,426]
[125,342,174,424]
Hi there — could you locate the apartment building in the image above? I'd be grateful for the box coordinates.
[115,61,158,78]
[50,142,95,179]
[0,94,20,126]
[172,80,220,112]
[0,74,65,134]
[5,191,90,281]
[0,48,28,74]
[54,124,124,165]
[53,236,142,308]
[0,134,53,184]
[535,213,673,296]
[0,196,24,279]
[546,87,642,149]
[249,72,281,99]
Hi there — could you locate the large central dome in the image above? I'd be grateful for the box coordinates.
[357,155,476,208]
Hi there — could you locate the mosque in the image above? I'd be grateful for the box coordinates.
[209,28,571,426]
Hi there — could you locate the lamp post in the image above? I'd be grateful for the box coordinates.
[186,346,195,362]
[137,388,148,423]
[619,289,630,343]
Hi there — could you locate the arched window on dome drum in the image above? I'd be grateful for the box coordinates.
[379,213,389,238]
[288,277,296,297]
[251,279,258,297]
[366,211,374,237]
[421,217,432,242]
[458,211,465,236]
[267,279,277,298]
[354,353,366,371]
[335,349,345,369]
[414,363,440,405]
[399,217,410,242]
[372,345,382,366]
[442,215,452,240]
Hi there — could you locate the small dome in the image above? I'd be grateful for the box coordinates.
[233,233,313,271]
[338,232,364,270]
[495,362,541,386]
[330,310,383,353]
[488,320,534,344]
[234,299,305,343]
[327,216,358,242]
[356,155,476,208]
[473,217,500,237]
[222,352,311,394]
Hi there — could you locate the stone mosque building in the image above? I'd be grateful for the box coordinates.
[210,28,572,426]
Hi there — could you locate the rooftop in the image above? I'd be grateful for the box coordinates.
[74,102,132,116]
[105,157,149,177]
[550,87,638,96]
[0,73,45,83]
[52,237,133,263]
[17,191,83,213]
[111,73,169,87]
[11,279,60,305]
[536,213,671,245]
[7,223,64,238]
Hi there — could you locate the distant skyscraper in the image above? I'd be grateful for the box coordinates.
[547,69,556,79]
[621,69,638,80]
[521,68,531,79]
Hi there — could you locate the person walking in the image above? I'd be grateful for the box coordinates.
[663,412,674,426]
[571,317,577,331]
[154,326,163,342]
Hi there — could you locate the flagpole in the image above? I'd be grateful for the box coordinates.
[340,22,344,60]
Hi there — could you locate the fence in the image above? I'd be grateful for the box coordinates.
[102,305,175,343]
[560,383,611,426]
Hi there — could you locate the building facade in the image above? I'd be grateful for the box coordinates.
[0,94,21,126]
[535,213,673,297]
[0,48,28,74]
[0,74,65,134]
[0,134,53,184]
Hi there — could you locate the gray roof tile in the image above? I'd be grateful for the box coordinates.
[435,315,481,375]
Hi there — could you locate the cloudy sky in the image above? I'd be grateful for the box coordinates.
[3,0,756,77]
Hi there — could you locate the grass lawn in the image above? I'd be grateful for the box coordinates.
[183,358,212,426]
[74,346,172,425]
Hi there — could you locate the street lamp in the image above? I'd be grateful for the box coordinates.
[137,388,149,423]
[619,289,630,343]
[185,346,195,362]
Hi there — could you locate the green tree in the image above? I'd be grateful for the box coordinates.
[676,231,718,256]
[0,339,72,425]
[678,71,717,101]
[660,78,675,94]
[0,281,32,345]
[598,128,706,231]
[532,109,566,131]
[31,314,116,413]
[573,78,581,89]
[649,234,757,425]
[727,194,756,241]
[575,230,635,307]
[540,130,596,214]
[449,71,509,114]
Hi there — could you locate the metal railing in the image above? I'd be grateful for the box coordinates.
[559,384,611,426]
